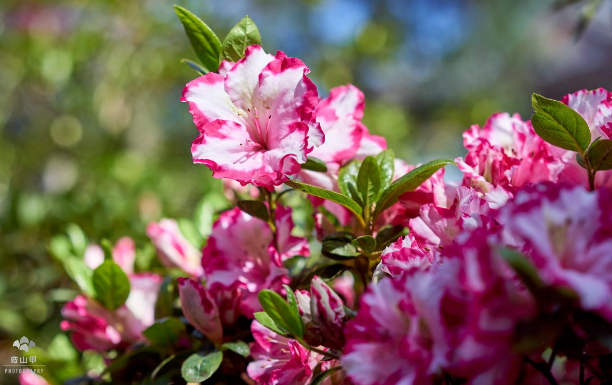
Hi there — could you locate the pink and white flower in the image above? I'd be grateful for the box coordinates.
[556,89,612,189]
[343,230,534,385]
[247,320,325,385]
[146,218,203,277]
[202,206,308,317]
[177,277,223,345]
[61,273,163,352]
[182,45,323,189]
[497,183,612,320]
[309,276,348,350]
[456,113,563,200]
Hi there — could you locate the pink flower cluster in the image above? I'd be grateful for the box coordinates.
[54,38,612,385]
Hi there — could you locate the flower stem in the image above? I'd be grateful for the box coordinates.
[525,356,559,385]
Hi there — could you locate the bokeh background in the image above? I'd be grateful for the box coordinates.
[1,0,611,383]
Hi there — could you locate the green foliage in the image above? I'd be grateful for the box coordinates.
[285,180,363,218]
[374,159,454,219]
[531,93,591,153]
[221,341,250,357]
[221,16,262,62]
[356,156,381,212]
[257,289,304,338]
[254,311,288,336]
[155,276,176,320]
[376,150,395,191]
[586,139,612,171]
[92,261,131,310]
[322,233,361,260]
[181,350,223,383]
[352,235,376,254]
[237,200,269,221]
[310,366,342,385]
[302,156,329,172]
[143,317,186,349]
[174,5,222,72]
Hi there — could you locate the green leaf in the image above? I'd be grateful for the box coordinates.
[352,235,376,254]
[531,93,591,153]
[64,257,95,296]
[66,223,87,257]
[375,225,407,250]
[254,311,287,336]
[285,180,363,219]
[180,58,207,75]
[357,156,381,212]
[376,150,395,190]
[586,138,612,171]
[101,238,114,261]
[155,276,176,320]
[576,153,587,169]
[301,157,328,172]
[498,248,544,295]
[181,350,223,383]
[310,366,342,385]
[374,159,454,219]
[221,341,250,357]
[92,261,130,310]
[338,161,361,200]
[221,15,261,62]
[178,218,204,248]
[143,317,186,348]
[174,6,221,72]
[322,233,361,260]
[237,200,269,221]
[258,289,304,338]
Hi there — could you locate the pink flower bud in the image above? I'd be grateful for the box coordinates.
[309,275,347,350]
[177,278,223,345]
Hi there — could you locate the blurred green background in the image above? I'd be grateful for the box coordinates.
[1,0,611,383]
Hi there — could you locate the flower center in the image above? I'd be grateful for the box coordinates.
[246,107,272,151]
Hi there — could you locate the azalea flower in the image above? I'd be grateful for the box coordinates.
[62,240,162,352]
[146,218,203,277]
[456,113,563,201]
[182,45,323,189]
[497,183,612,320]
[247,320,328,385]
[299,84,386,226]
[60,273,162,352]
[202,206,308,317]
[343,230,535,385]
[556,89,612,189]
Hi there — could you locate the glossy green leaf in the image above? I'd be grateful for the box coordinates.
[338,160,361,200]
[143,317,186,348]
[531,93,591,153]
[310,366,342,385]
[352,235,376,254]
[586,138,612,171]
[66,223,87,257]
[221,15,262,62]
[254,311,287,336]
[375,224,407,250]
[101,238,114,261]
[63,257,95,296]
[576,153,587,169]
[498,248,544,295]
[221,341,250,357]
[374,159,454,218]
[181,350,223,383]
[92,261,130,310]
[180,58,207,75]
[258,289,304,338]
[285,180,362,218]
[174,6,221,72]
[357,156,381,212]
[237,200,269,221]
[178,218,203,248]
[376,150,395,190]
[301,157,328,172]
[322,233,361,260]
